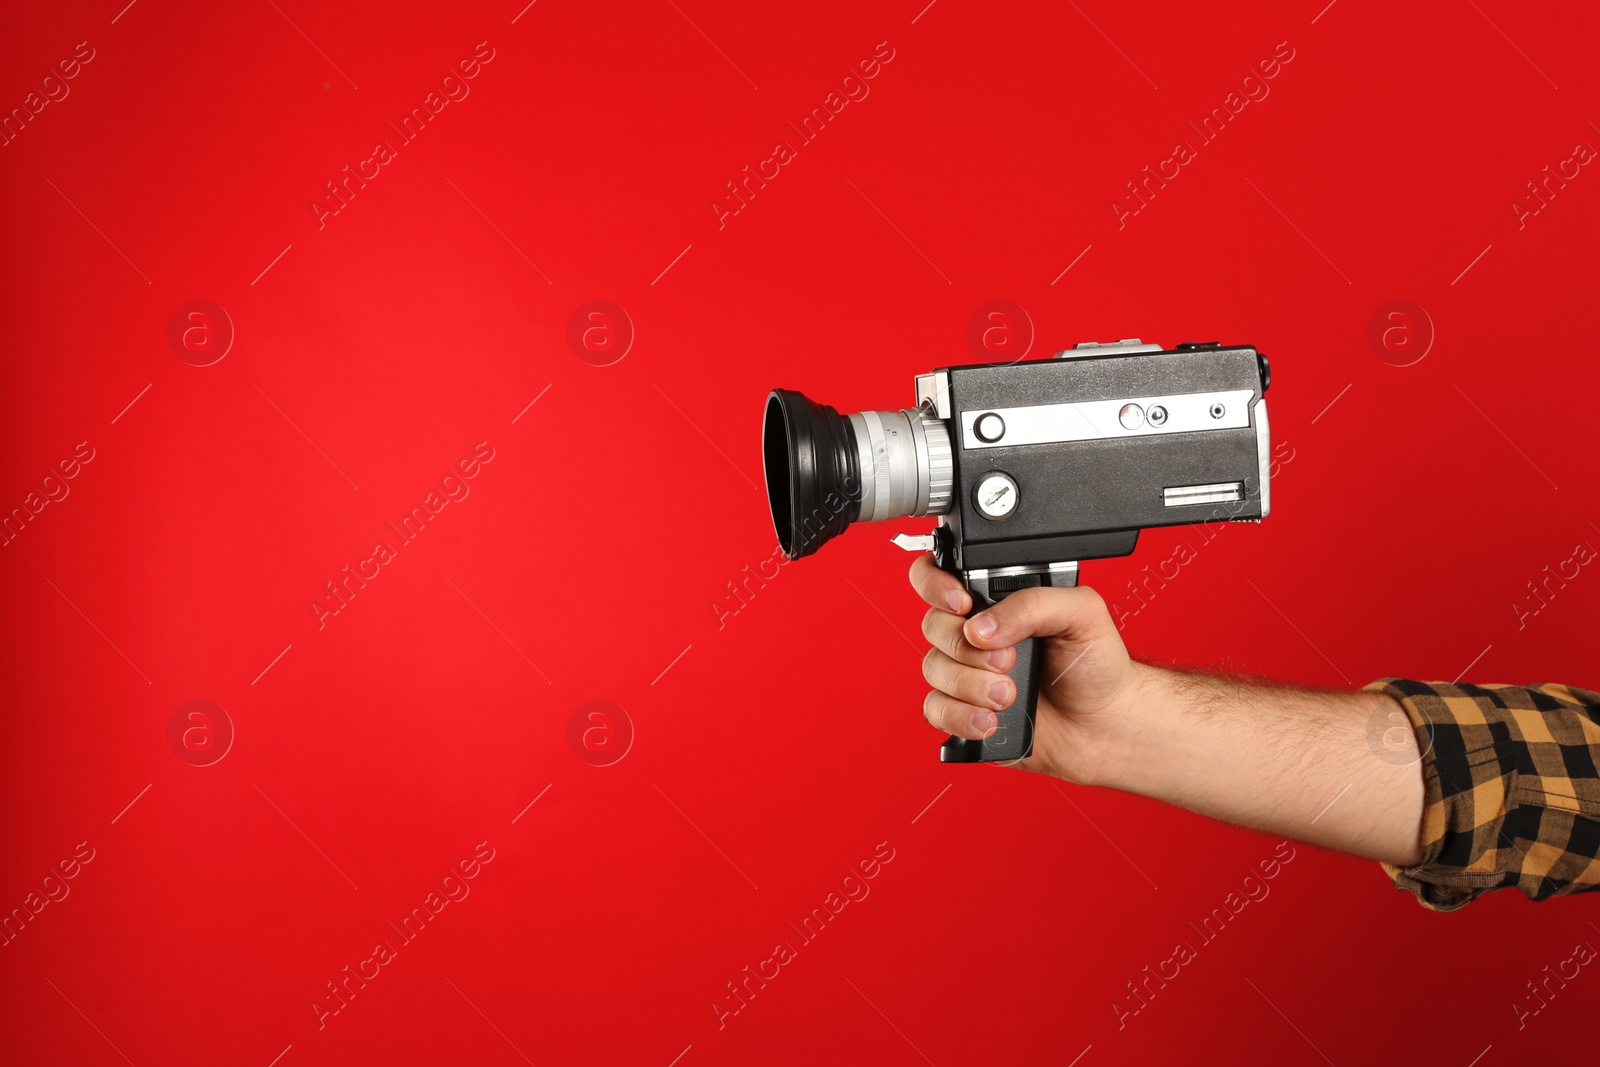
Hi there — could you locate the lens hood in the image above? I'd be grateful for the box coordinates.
[762,389,861,559]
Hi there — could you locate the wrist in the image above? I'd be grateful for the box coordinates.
[1068,660,1175,791]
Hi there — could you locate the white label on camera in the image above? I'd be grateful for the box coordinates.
[959,389,1254,449]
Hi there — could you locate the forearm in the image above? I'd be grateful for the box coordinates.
[907,560,1597,904]
[1092,661,1426,866]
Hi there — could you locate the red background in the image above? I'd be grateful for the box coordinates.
[3,1,1598,1064]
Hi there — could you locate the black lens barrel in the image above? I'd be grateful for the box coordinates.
[763,389,862,559]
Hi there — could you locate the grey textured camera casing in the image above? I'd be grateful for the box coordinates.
[922,342,1270,572]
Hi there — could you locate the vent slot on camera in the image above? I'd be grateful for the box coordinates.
[1163,481,1244,507]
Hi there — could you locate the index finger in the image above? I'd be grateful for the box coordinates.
[909,553,971,614]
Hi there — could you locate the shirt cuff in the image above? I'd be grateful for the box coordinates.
[1363,677,1600,911]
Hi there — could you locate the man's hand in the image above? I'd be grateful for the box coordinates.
[910,554,1144,783]
[907,553,1427,866]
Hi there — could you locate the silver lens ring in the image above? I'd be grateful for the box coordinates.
[854,410,894,522]
[914,409,954,516]
[847,410,954,521]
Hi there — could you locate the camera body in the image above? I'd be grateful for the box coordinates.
[762,339,1272,764]
[922,340,1270,574]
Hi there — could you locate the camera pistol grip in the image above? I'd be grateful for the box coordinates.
[939,562,1078,764]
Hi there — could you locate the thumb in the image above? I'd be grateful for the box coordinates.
[962,586,1111,649]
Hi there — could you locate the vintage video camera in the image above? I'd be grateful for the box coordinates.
[762,339,1272,763]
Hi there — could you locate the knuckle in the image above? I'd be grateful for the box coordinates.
[922,609,968,662]
[931,657,961,694]
[940,663,976,701]
[1006,586,1043,626]
[920,647,941,682]
[940,623,968,661]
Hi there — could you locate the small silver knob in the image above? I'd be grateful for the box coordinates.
[974,472,1019,519]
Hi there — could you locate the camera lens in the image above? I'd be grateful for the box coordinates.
[763,390,859,559]
[763,389,953,559]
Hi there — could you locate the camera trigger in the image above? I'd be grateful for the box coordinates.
[891,533,937,552]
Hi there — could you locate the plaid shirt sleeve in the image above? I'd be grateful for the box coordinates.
[1363,678,1600,910]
